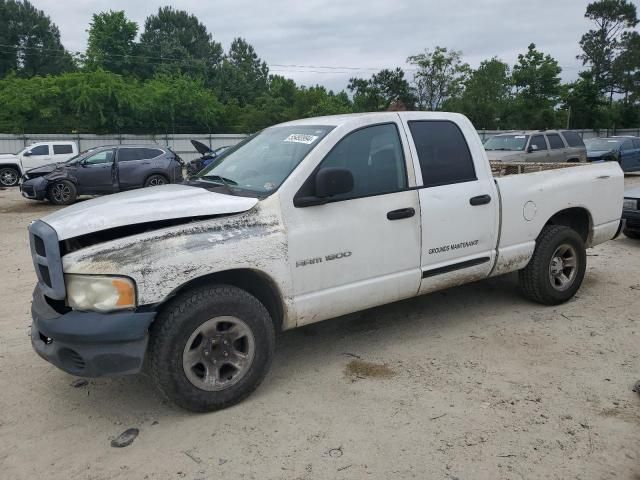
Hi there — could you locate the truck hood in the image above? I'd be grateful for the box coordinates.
[41,184,259,240]
[485,150,524,161]
[0,153,19,161]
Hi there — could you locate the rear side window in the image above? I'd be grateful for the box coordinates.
[29,145,49,155]
[561,131,585,148]
[141,148,163,159]
[53,144,73,155]
[547,134,565,150]
[408,120,476,188]
[529,135,547,151]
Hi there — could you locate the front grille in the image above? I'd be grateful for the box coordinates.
[28,220,66,300]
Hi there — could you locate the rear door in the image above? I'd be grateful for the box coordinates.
[620,139,640,172]
[21,144,52,170]
[116,147,163,190]
[74,149,116,194]
[399,114,499,294]
[546,133,567,162]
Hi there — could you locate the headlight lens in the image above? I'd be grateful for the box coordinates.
[65,274,136,312]
[623,198,637,210]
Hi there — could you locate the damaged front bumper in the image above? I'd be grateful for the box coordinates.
[30,284,155,377]
[20,177,48,200]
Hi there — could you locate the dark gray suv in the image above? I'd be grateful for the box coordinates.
[20,145,183,205]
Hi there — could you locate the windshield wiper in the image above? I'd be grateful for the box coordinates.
[197,175,239,194]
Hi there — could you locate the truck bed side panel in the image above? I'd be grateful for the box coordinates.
[491,162,623,276]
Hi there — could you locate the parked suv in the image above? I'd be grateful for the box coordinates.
[20,145,183,205]
[485,130,587,163]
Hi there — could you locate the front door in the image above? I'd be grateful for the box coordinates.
[74,149,115,194]
[285,121,422,325]
[526,134,550,162]
[22,144,52,170]
[399,114,499,294]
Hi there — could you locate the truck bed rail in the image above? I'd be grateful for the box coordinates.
[490,161,586,177]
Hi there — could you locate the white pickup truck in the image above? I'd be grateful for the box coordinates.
[28,113,623,411]
[0,141,78,187]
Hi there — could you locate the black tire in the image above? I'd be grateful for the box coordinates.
[147,285,276,412]
[0,167,20,187]
[47,179,77,205]
[623,228,640,240]
[144,174,168,187]
[518,225,587,305]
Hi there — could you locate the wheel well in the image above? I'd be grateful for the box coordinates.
[162,269,284,330]
[543,208,591,244]
[0,163,20,172]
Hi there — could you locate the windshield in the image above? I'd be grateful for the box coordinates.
[195,125,334,195]
[485,134,529,151]
[65,148,97,164]
[585,138,623,151]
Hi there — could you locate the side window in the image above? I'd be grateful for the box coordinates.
[529,135,548,151]
[29,145,49,156]
[142,148,163,159]
[318,123,407,200]
[118,148,142,162]
[547,134,565,150]
[85,150,114,165]
[561,131,585,148]
[633,139,640,149]
[621,140,633,152]
[53,144,73,155]
[408,120,476,188]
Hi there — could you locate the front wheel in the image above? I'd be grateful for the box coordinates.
[518,225,587,305]
[47,180,77,205]
[0,167,20,187]
[147,285,275,412]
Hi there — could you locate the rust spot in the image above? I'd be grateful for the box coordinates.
[345,359,395,380]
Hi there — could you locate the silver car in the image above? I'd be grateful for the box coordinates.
[485,130,587,163]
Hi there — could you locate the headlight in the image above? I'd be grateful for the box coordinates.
[65,274,136,312]
[623,198,638,210]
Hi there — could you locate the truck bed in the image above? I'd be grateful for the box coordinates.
[490,161,587,177]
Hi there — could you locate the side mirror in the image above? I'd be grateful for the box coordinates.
[315,167,354,198]
[527,145,538,153]
[23,151,32,157]
[294,167,354,207]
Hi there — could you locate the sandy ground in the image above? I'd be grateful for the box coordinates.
[0,177,639,480]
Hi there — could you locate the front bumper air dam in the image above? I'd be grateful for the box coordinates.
[30,285,155,377]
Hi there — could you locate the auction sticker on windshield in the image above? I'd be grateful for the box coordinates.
[284,134,319,144]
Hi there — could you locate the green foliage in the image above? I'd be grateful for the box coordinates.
[0,71,223,133]
[444,58,512,129]
[137,6,223,79]
[85,11,138,76]
[348,68,416,111]
[0,0,75,77]
[407,47,470,110]
[510,44,563,129]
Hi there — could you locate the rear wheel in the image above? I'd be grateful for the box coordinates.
[0,167,20,187]
[148,285,275,412]
[47,180,77,205]
[144,174,168,187]
[519,225,587,305]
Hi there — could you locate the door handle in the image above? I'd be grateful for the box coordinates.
[469,194,491,206]
[387,207,415,220]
